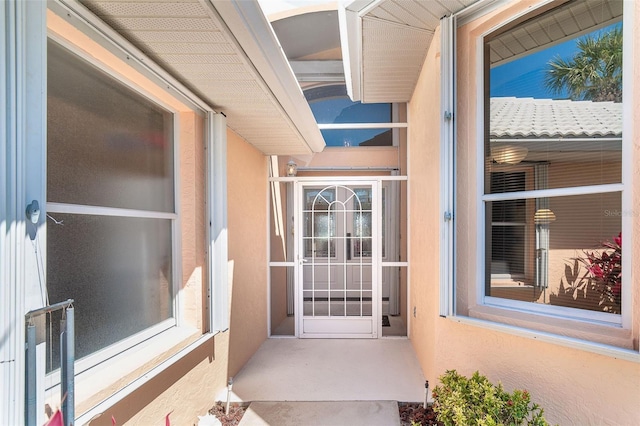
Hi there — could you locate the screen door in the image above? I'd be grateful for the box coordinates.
[297,182,379,338]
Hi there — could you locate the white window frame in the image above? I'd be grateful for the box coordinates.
[476,1,630,328]
[45,34,182,378]
[440,0,638,360]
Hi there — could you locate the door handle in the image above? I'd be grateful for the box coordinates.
[346,232,351,260]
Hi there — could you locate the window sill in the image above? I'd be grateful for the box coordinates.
[454,306,639,362]
[50,326,215,424]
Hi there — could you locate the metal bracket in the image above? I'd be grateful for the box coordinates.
[444,211,453,221]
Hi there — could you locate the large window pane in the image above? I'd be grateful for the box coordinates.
[483,0,624,318]
[46,40,176,367]
[48,41,174,212]
[486,0,622,193]
[486,192,622,315]
[47,214,173,362]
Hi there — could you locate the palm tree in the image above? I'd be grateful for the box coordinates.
[544,26,622,102]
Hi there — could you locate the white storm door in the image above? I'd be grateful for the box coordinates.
[297,182,379,338]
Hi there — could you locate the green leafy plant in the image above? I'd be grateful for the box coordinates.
[432,370,548,426]
[544,27,622,102]
[552,233,622,314]
[578,233,621,313]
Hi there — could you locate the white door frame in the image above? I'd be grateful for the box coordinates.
[295,180,381,338]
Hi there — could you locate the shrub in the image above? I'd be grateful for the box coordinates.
[579,233,622,313]
[432,370,548,426]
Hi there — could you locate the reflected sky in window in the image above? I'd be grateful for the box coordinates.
[491,23,621,100]
[305,84,392,147]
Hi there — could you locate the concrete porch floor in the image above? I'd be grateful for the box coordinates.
[220,338,426,403]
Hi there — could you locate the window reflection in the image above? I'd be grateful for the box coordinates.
[483,0,623,315]
[304,84,394,147]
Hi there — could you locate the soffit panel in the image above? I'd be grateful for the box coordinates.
[368,0,441,29]
[79,0,322,155]
[361,16,432,103]
[354,0,476,103]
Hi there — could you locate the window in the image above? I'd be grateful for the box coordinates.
[479,0,625,324]
[488,171,527,281]
[352,188,372,258]
[304,188,336,258]
[304,84,396,147]
[46,40,177,368]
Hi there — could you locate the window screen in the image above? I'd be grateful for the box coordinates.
[46,40,176,368]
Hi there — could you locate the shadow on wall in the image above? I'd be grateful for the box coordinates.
[551,233,622,314]
[550,260,621,314]
[87,339,215,425]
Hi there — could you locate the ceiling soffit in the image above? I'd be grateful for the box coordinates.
[77,0,324,155]
[342,0,476,103]
[361,16,433,103]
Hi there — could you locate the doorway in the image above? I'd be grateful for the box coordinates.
[297,182,379,337]
[269,176,406,338]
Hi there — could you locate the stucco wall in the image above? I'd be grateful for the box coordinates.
[406,24,442,378]
[292,146,400,170]
[408,1,640,424]
[227,131,269,377]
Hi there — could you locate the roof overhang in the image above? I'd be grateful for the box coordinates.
[72,0,325,155]
[340,0,623,104]
[339,0,478,103]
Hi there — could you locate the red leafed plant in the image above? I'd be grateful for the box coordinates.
[578,233,622,313]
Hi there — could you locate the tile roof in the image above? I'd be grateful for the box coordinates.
[490,97,622,139]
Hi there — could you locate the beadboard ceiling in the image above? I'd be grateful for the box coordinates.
[78,0,325,155]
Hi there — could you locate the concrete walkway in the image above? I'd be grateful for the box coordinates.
[238,401,401,426]
[220,338,424,425]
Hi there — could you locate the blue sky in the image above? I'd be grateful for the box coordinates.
[490,41,575,99]
[490,23,620,99]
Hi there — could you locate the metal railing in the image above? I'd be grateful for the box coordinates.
[25,299,74,426]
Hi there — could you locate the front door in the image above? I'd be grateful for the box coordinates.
[297,182,379,338]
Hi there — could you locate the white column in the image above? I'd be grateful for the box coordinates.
[0,0,47,424]
[439,14,456,316]
[208,112,229,333]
